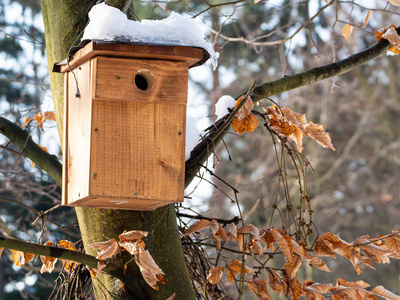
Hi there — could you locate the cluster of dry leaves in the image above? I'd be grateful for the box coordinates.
[88,230,166,290]
[342,7,400,55]
[183,219,400,300]
[0,240,78,274]
[231,97,335,153]
[0,230,166,291]
[22,111,56,130]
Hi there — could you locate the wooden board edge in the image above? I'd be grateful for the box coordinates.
[62,73,69,206]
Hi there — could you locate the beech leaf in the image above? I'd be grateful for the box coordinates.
[182,219,212,237]
[40,241,58,274]
[284,254,302,278]
[207,266,224,284]
[246,278,273,300]
[119,230,148,242]
[229,222,238,241]
[10,249,35,266]
[135,243,165,290]
[371,285,400,300]
[270,228,293,262]
[342,24,353,42]
[363,10,372,28]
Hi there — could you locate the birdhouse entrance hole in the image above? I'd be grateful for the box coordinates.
[135,69,154,91]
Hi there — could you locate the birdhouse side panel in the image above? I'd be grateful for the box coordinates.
[62,60,93,205]
[92,57,189,104]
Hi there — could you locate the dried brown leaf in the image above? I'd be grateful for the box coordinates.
[304,280,333,299]
[305,122,335,151]
[88,238,117,251]
[135,244,165,290]
[232,112,258,135]
[283,276,304,300]
[235,95,253,121]
[33,111,56,129]
[304,254,331,272]
[385,232,400,255]
[342,24,353,43]
[22,118,31,129]
[119,230,148,242]
[315,232,351,259]
[284,254,302,278]
[353,236,388,263]
[89,238,120,260]
[237,232,245,252]
[218,225,229,242]
[10,249,36,266]
[40,241,58,274]
[363,10,372,28]
[389,0,400,6]
[210,219,219,236]
[268,270,283,295]
[225,259,253,283]
[119,241,140,255]
[238,224,259,240]
[259,229,275,251]
[229,222,237,241]
[58,240,77,251]
[166,293,176,300]
[246,278,273,300]
[250,240,264,256]
[207,266,224,284]
[0,247,3,259]
[213,235,221,251]
[270,228,293,261]
[371,285,400,300]
[182,219,211,237]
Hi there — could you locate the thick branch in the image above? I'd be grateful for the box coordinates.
[0,235,147,298]
[0,236,98,268]
[252,36,393,99]
[185,33,395,185]
[0,116,62,187]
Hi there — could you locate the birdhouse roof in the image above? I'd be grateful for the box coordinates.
[53,40,210,73]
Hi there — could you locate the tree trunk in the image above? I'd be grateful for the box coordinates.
[40,0,195,298]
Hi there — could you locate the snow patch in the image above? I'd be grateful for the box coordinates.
[215,95,236,121]
[83,3,218,68]
[186,114,200,160]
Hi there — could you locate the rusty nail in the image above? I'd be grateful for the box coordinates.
[178,131,182,135]
[93,173,97,178]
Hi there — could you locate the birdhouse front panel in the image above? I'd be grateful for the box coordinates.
[62,47,195,210]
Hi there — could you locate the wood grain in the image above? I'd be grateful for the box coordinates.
[63,55,187,210]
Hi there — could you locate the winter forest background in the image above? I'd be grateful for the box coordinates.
[1,0,400,299]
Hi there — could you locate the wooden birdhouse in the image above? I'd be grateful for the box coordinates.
[55,42,208,210]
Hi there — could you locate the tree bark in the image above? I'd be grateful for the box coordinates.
[40,0,195,298]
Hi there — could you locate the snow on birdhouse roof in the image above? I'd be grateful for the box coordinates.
[82,3,218,68]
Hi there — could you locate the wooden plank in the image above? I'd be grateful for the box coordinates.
[62,74,69,206]
[93,57,189,104]
[65,60,93,204]
[59,41,207,73]
[89,100,186,204]
[66,196,172,211]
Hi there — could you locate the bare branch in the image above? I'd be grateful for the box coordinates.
[0,116,62,187]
